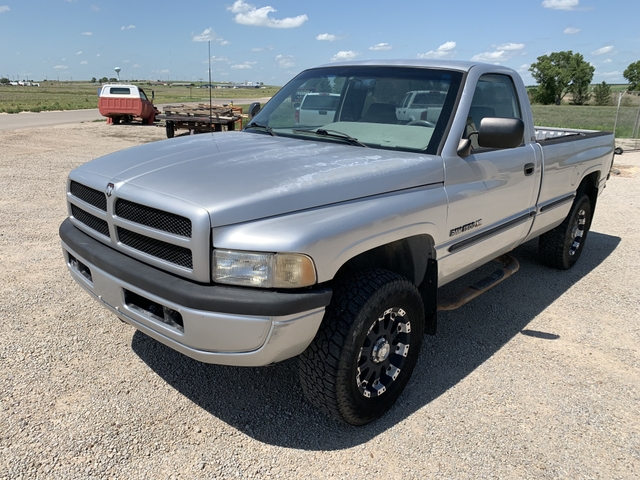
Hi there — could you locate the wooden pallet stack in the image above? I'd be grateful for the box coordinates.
[158,103,244,137]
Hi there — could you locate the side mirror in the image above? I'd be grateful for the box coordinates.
[457,117,524,157]
[477,117,524,149]
[248,102,261,119]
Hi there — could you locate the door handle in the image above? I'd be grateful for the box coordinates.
[524,163,535,176]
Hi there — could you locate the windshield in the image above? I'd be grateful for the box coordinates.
[249,66,462,154]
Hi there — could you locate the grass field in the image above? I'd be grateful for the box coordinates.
[532,104,640,138]
[2,81,639,138]
[0,81,279,114]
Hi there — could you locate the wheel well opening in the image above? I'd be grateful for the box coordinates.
[335,235,435,287]
[577,171,600,209]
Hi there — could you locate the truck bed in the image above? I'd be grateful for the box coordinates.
[534,126,613,142]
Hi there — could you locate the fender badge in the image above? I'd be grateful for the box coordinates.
[450,219,482,237]
[105,183,114,197]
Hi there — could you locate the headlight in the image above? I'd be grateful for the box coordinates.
[212,250,316,288]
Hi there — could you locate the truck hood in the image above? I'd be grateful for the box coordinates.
[78,132,444,227]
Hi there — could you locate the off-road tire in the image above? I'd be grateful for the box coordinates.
[298,269,425,425]
[539,193,592,270]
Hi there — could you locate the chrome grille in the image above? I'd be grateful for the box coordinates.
[117,227,193,269]
[115,199,192,237]
[71,204,109,237]
[70,181,107,211]
[67,180,207,280]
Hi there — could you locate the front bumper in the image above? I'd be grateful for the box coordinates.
[60,219,332,366]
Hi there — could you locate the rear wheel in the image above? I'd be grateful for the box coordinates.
[298,269,425,425]
[539,193,592,269]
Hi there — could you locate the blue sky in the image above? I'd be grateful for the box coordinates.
[0,0,638,86]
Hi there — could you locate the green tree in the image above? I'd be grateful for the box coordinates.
[0,77,9,84]
[623,60,640,92]
[99,76,108,83]
[91,77,97,83]
[593,81,612,106]
[529,51,595,105]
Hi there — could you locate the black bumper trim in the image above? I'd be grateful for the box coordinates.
[60,218,332,317]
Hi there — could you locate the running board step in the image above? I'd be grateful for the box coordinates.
[437,254,520,311]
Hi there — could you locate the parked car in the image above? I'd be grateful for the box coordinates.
[296,92,341,126]
[395,89,447,124]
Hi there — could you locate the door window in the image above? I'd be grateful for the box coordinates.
[466,74,522,149]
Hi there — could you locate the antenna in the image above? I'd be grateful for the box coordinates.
[114,66,121,82]
[208,42,213,133]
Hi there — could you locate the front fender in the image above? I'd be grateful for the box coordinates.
[212,184,447,283]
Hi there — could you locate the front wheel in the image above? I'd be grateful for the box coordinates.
[539,193,593,269]
[298,269,425,425]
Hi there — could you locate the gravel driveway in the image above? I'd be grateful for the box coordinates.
[1,123,639,479]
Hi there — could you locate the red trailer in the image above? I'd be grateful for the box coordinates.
[98,84,159,125]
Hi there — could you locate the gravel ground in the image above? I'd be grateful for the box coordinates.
[1,123,639,479]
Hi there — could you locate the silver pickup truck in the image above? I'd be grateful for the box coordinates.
[60,60,615,425]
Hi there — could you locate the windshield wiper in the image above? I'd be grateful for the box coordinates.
[292,128,368,147]
[244,121,276,136]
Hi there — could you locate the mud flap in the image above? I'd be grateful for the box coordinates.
[419,258,438,335]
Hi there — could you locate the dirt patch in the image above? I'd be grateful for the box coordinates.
[611,164,638,178]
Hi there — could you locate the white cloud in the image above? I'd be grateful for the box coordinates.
[542,0,579,10]
[496,43,525,51]
[370,43,392,51]
[192,27,230,45]
[471,51,508,62]
[563,27,580,34]
[53,65,68,70]
[418,41,456,59]
[122,60,130,63]
[121,25,136,30]
[227,0,308,28]
[251,46,274,52]
[518,64,530,72]
[471,42,526,63]
[592,46,614,55]
[80,61,88,65]
[330,50,360,62]
[132,64,141,68]
[0,6,11,13]
[91,5,99,11]
[603,59,612,64]
[96,53,101,57]
[316,33,337,41]
[231,63,253,69]
[275,54,295,68]
[209,56,230,63]
[599,71,621,78]
[76,51,83,55]
[81,31,92,36]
